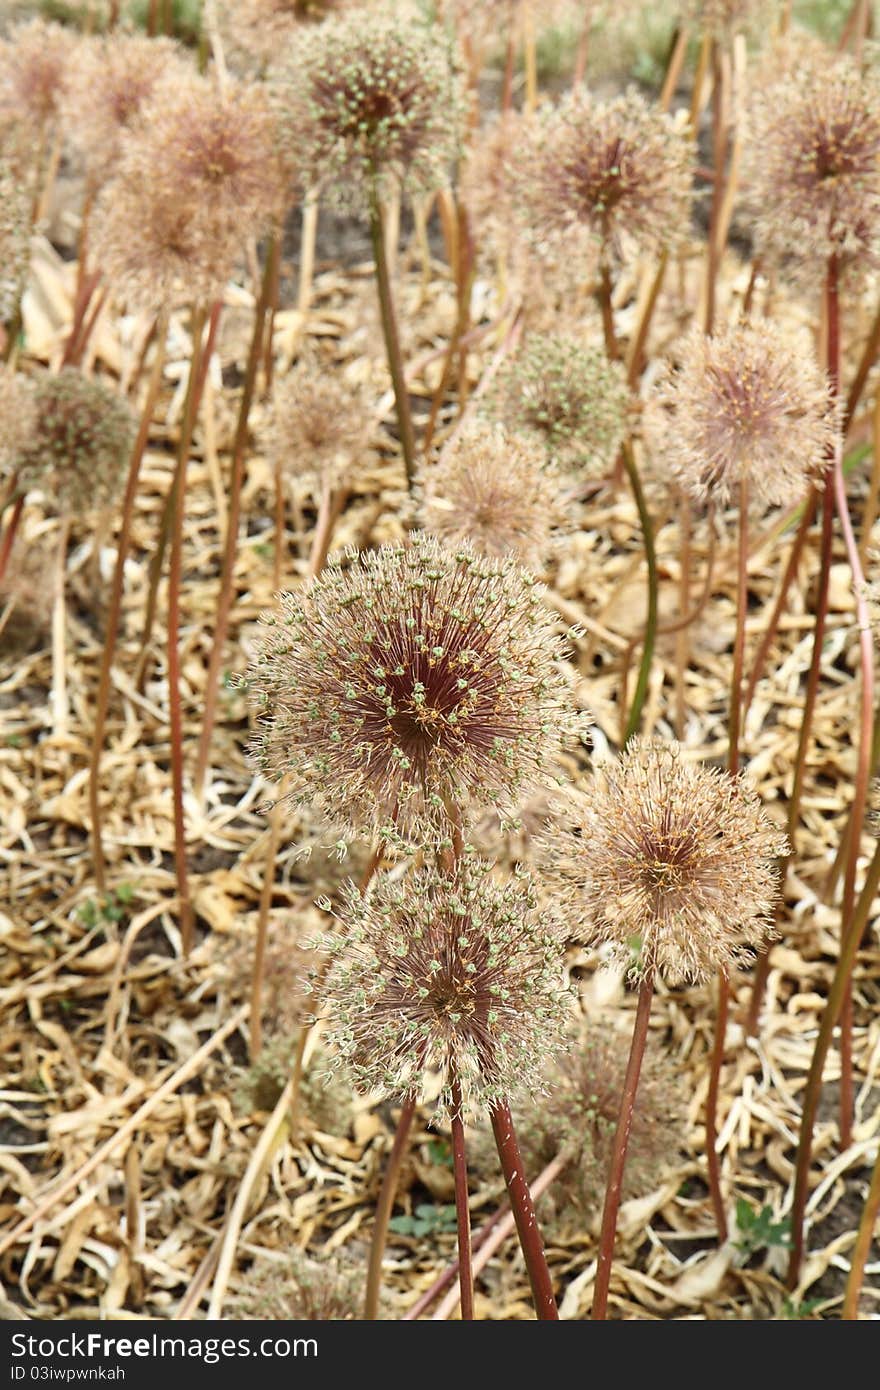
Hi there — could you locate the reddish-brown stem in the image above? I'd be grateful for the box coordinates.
[490,1100,558,1320]
[705,970,730,1241]
[261,233,281,393]
[430,1153,569,1321]
[249,798,284,1063]
[788,835,880,1288]
[167,305,207,955]
[193,248,275,798]
[728,479,749,775]
[61,270,100,369]
[597,260,619,362]
[842,1135,880,1318]
[363,1094,417,1319]
[0,495,24,590]
[592,970,655,1318]
[89,310,170,892]
[449,1073,474,1320]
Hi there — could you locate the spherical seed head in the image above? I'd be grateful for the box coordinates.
[746,51,880,274]
[0,368,36,484]
[514,89,693,263]
[0,159,30,323]
[220,0,352,70]
[557,738,788,986]
[62,34,191,189]
[495,1028,685,1234]
[269,13,462,209]
[419,421,564,569]
[247,533,586,844]
[92,71,283,310]
[322,862,571,1116]
[231,1250,363,1321]
[13,369,135,514]
[267,356,368,490]
[485,333,629,474]
[647,323,836,509]
[0,19,72,144]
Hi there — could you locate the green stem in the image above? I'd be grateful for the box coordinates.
[621,440,658,745]
[368,180,417,491]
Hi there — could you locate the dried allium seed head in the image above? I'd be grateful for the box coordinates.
[134,72,283,244]
[247,533,586,843]
[647,323,835,508]
[746,51,880,274]
[0,19,72,145]
[0,532,52,656]
[0,157,30,323]
[514,89,693,263]
[230,1250,363,1320]
[0,369,36,483]
[322,863,571,1115]
[476,1027,685,1234]
[12,369,135,514]
[458,112,523,251]
[556,738,788,986]
[269,13,462,208]
[93,72,284,309]
[63,34,191,189]
[220,0,352,70]
[419,422,564,569]
[485,333,629,474]
[267,357,368,490]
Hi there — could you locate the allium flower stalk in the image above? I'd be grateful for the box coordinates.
[560,739,787,986]
[247,533,585,846]
[746,50,880,275]
[323,859,569,1319]
[270,14,462,488]
[648,323,835,510]
[514,89,693,269]
[419,421,564,569]
[93,71,283,310]
[486,333,629,475]
[555,738,786,1317]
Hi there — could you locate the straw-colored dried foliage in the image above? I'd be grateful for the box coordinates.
[3,0,880,1331]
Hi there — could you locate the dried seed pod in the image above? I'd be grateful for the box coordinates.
[512,88,693,264]
[322,861,572,1116]
[6,368,135,515]
[647,322,836,509]
[419,421,564,569]
[555,738,788,986]
[269,12,463,209]
[267,356,369,492]
[485,333,629,474]
[246,532,586,844]
[746,48,880,276]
